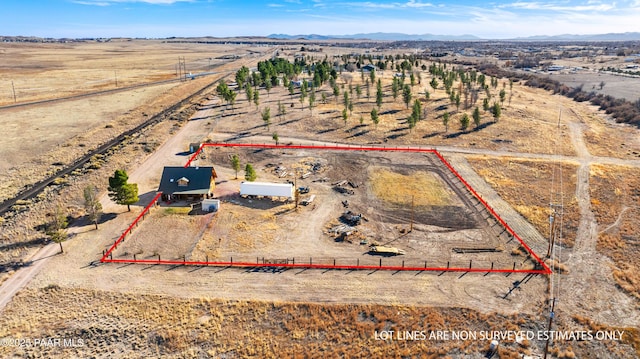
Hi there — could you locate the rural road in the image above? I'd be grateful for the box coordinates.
[208,131,640,169]
[0,243,59,312]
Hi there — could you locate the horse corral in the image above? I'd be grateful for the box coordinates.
[105,144,548,274]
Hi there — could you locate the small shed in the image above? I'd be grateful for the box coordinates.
[201,199,220,212]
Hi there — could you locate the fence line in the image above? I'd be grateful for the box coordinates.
[101,255,548,274]
[101,192,162,262]
[103,143,551,275]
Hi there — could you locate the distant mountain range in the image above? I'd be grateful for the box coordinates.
[268,33,481,41]
[512,32,640,41]
[268,32,640,41]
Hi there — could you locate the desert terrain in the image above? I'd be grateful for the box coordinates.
[0,39,639,358]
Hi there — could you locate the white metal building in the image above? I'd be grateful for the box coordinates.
[240,182,294,199]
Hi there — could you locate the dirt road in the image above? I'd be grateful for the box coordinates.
[0,243,58,312]
[556,119,640,326]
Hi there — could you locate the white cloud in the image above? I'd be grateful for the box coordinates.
[502,1,616,12]
[72,0,195,5]
[405,0,433,8]
[340,1,432,10]
[72,0,111,5]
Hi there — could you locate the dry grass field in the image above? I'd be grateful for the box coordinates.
[0,286,637,358]
[1,40,639,358]
[467,158,580,248]
[206,67,578,159]
[0,40,269,203]
[0,40,252,105]
[590,164,640,301]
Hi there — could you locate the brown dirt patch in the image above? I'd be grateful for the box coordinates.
[370,167,453,206]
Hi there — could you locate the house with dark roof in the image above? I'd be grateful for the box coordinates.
[158,166,217,202]
[362,64,377,72]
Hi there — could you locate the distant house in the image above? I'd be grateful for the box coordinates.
[362,64,376,72]
[158,166,217,202]
[290,80,314,87]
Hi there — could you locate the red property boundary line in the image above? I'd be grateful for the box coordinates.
[101,143,552,275]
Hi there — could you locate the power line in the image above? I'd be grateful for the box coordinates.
[544,107,565,359]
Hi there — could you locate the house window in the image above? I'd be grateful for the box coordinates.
[177,177,190,187]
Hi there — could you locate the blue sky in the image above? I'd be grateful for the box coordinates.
[2,0,639,38]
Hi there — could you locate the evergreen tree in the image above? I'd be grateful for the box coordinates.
[308,91,316,114]
[370,108,380,128]
[442,112,450,133]
[288,81,295,98]
[473,107,481,128]
[430,77,439,91]
[231,154,240,179]
[392,77,400,100]
[108,170,139,211]
[245,86,253,103]
[460,113,470,130]
[262,107,271,131]
[492,102,501,122]
[375,79,383,109]
[402,84,412,109]
[253,89,260,109]
[244,164,257,182]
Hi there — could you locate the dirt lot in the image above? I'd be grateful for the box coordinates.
[114,148,536,271]
[1,42,639,358]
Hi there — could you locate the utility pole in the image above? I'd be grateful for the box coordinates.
[557,109,562,128]
[546,203,563,258]
[543,298,556,359]
[11,80,16,103]
[177,57,185,81]
[294,171,299,209]
[114,70,118,88]
[410,195,415,232]
[179,56,187,81]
